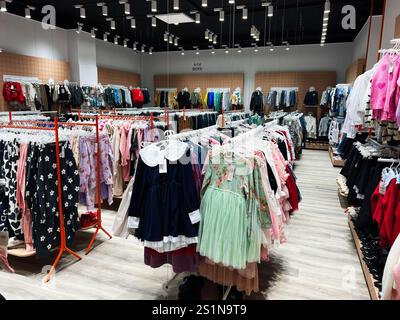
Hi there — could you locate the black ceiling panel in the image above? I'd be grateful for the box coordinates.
[3,0,384,51]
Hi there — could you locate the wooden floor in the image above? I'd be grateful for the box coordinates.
[0,150,370,300]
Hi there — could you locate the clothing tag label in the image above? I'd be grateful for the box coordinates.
[227,166,235,181]
[159,158,167,174]
[379,182,386,195]
[60,147,65,158]
[94,142,98,154]
[10,85,15,90]
[390,60,394,74]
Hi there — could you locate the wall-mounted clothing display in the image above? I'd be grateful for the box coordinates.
[267,89,297,109]
[155,89,178,109]
[304,88,319,106]
[177,90,191,109]
[304,115,317,139]
[250,90,264,115]
[318,115,331,137]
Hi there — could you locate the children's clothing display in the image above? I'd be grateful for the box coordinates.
[0,130,80,258]
[267,89,297,108]
[303,88,319,106]
[250,89,264,115]
[304,115,317,139]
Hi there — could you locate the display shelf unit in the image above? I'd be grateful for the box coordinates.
[329,146,345,167]
[348,215,380,300]
[305,141,330,150]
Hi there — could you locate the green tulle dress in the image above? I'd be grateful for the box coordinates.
[197,153,271,270]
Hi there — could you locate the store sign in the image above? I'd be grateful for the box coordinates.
[192,62,203,72]
[41,5,56,30]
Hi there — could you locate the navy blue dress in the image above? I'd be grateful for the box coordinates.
[128,151,199,244]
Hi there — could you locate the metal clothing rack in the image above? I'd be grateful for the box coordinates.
[0,114,82,282]
[3,75,41,83]
[270,87,299,92]
[155,88,177,92]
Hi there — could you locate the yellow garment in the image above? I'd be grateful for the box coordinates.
[168,90,178,109]
[155,91,161,107]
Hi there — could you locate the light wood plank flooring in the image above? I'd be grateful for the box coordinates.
[0,150,369,300]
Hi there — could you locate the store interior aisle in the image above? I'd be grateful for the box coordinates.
[262,149,370,300]
[0,150,370,300]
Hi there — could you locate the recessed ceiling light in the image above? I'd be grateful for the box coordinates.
[155,13,194,24]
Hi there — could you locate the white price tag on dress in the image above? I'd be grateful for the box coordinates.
[159,158,167,174]
[379,182,386,195]
[227,166,235,181]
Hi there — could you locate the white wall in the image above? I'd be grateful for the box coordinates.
[382,0,400,49]
[142,43,353,108]
[352,16,382,70]
[96,39,142,74]
[0,12,69,61]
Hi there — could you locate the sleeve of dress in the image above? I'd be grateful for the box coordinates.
[200,154,212,200]
[182,160,201,224]
[127,157,147,229]
[253,160,272,230]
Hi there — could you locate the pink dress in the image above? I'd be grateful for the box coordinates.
[370,54,400,121]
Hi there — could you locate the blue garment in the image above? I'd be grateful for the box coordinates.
[289,90,297,106]
[113,89,121,107]
[207,92,215,108]
[128,154,199,242]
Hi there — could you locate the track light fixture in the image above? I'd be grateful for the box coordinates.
[324,0,331,14]
[202,0,207,8]
[91,27,97,38]
[219,10,224,22]
[76,22,83,34]
[151,0,157,13]
[195,13,200,24]
[25,6,35,19]
[133,42,137,51]
[114,36,119,45]
[174,0,179,10]
[75,5,86,19]
[123,39,128,47]
[208,32,213,43]
[103,32,109,42]
[268,5,273,17]
[174,37,179,46]
[213,34,217,44]
[127,16,136,29]
[152,16,157,27]
[149,47,153,55]
[0,0,9,12]
[205,29,209,40]
[141,44,146,53]
[169,34,174,44]
[164,32,169,42]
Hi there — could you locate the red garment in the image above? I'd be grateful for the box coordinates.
[372,179,400,247]
[3,81,25,103]
[144,244,199,273]
[277,130,294,162]
[285,166,299,212]
[131,89,144,107]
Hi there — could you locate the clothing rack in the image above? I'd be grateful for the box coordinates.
[7,112,113,256]
[270,87,299,92]
[3,75,41,84]
[0,114,82,282]
[155,88,177,92]
[377,158,400,163]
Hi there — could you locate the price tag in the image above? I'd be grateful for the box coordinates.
[159,158,167,174]
[227,165,235,181]
[94,142,98,154]
[390,60,395,74]
[379,182,386,195]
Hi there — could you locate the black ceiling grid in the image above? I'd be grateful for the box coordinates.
[2,0,384,52]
